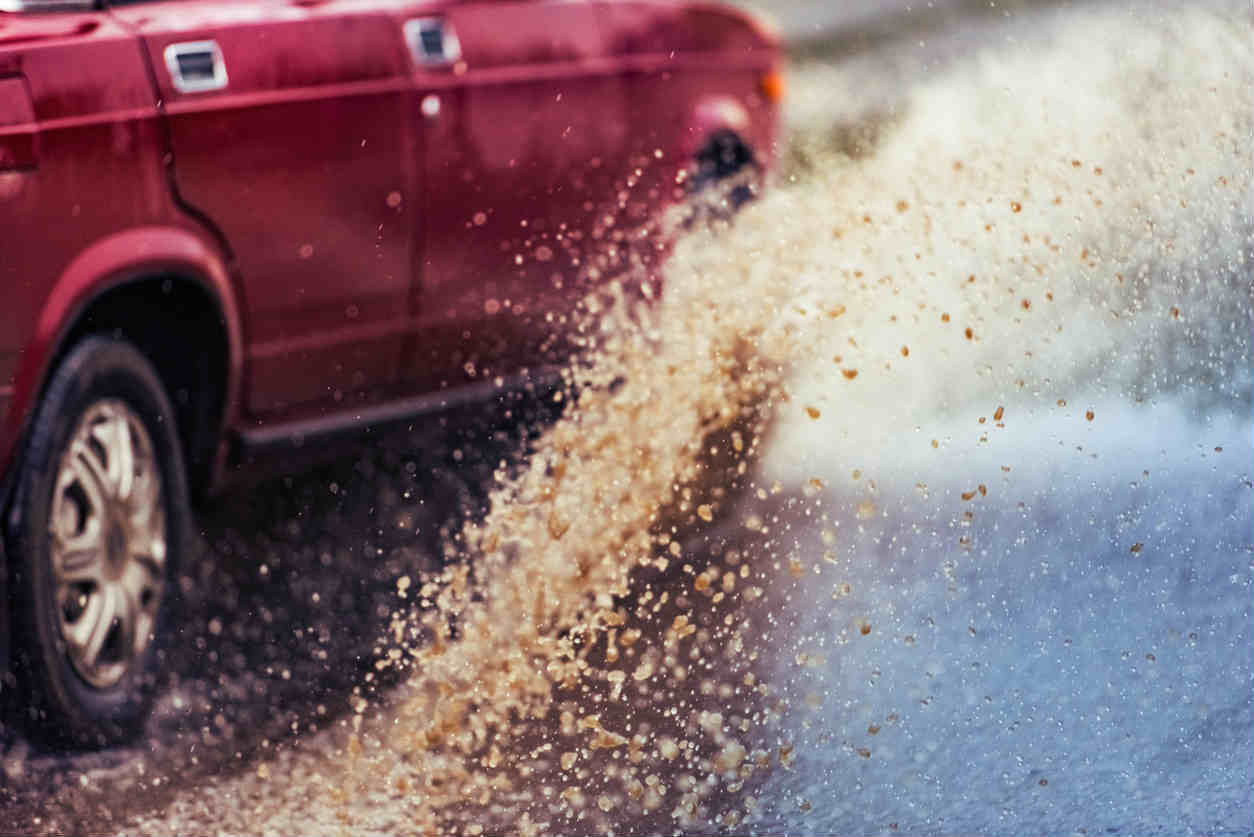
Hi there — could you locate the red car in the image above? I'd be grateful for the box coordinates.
[0,0,779,746]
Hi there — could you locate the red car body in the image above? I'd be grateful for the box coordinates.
[0,0,778,743]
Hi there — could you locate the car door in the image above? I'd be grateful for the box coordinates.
[114,0,414,418]
[402,0,629,394]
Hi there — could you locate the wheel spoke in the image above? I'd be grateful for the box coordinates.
[139,532,167,568]
[128,466,160,530]
[67,583,118,671]
[118,560,159,659]
[92,408,135,501]
[71,439,113,504]
[119,556,160,610]
[54,527,107,586]
[132,603,155,658]
[114,412,137,501]
[114,584,140,662]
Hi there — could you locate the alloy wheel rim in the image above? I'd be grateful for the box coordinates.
[49,399,166,690]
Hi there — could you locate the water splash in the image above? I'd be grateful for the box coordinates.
[124,5,1252,834]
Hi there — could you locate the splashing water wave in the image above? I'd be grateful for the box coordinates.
[127,5,1251,834]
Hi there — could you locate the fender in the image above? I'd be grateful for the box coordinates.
[684,95,752,160]
[683,88,780,175]
[0,225,244,506]
[675,4,781,164]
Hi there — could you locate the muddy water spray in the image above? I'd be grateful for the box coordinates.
[120,5,1252,834]
[346,7,1251,833]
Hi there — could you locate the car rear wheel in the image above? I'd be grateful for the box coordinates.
[6,336,188,748]
[688,130,761,221]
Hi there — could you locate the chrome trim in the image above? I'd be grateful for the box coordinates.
[404,17,461,66]
[164,40,229,95]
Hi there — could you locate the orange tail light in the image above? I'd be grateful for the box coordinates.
[760,69,785,104]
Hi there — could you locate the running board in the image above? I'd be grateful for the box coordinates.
[232,371,564,459]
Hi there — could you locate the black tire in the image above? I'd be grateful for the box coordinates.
[5,336,188,749]
[687,131,761,222]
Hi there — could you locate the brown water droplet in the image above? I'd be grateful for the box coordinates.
[547,510,571,540]
[1129,542,1143,554]
[994,406,1005,421]
[590,729,627,750]
[1011,201,1022,213]
[805,406,821,419]
[901,345,910,357]
[860,623,871,636]
[1086,410,1095,421]
[842,369,859,380]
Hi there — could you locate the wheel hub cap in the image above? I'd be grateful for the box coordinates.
[49,399,166,690]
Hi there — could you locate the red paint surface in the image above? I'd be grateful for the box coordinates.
[0,0,778,491]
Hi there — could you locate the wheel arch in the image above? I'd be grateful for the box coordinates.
[1,226,243,518]
[684,95,755,162]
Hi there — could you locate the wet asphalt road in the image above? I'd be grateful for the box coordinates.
[1,1,1251,834]
[0,395,557,835]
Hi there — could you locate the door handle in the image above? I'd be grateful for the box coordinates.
[164,40,229,94]
[404,18,461,66]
